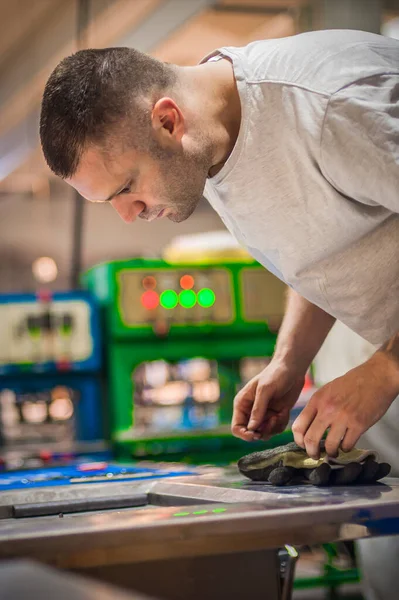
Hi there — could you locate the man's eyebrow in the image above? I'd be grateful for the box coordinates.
[102,180,130,202]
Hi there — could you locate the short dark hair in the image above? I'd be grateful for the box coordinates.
[40,47,176,178]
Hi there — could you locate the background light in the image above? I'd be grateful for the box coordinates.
[160,289,178,309]
[21,401,47,424]
[197,288,215,308]
[141,290,159,310]
[32,256,58,283]
[180,274,194,290]
[49,397,74,421]
[142,276,156,290]
[179,289,196,308]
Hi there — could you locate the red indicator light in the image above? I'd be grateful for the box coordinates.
[56,360,72,372]
[39,450,52,462]
[36,289,53,302]
[141,290,159,310]
[180,274,194,290]
[153,320,170,337]
[142,276,156,290]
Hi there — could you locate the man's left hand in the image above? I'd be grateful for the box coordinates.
[292,351,399,459]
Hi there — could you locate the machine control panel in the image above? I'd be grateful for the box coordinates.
[0,377,103,449]
[0,386,77,447]
[84,258,287,341]
[131,357,221,439]
[118,268,234,327]
[0,293,100,373]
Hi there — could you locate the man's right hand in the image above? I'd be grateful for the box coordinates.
[231,360,305,441]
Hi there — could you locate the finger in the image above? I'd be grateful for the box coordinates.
[232,422,261,440]
[357,458,379,483]
[247,382,274,431]
[375,462,391,481]
[324,423,348,457]
[232,403,263,440]
[231,429,261,442]
[258,414,278,440]
[332,462,362,485]
[231,414,249,439]
[271,417,289,436]
[262,410,289,438]
[242,429,262,441]
[233,379,254,404]
[231,417,262,441]
[308,463,332,486]
[268,466,296,486]
[231,421,252,440]
[231,384,256,438]
[292,402,318,449]
[340,427,362,453]
[301,415,331,459]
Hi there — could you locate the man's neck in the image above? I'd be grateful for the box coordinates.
[176,58,241,176]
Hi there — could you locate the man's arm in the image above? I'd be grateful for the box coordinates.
[292,331,399,459]
[292,73,399,458]
[231,288,335,441]
[379,332,399,370]
[273,288,336,377]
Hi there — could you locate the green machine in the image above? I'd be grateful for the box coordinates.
[85,257,360,594]
[83,257,290,460]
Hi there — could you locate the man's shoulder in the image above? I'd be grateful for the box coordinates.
[219,30,398,95]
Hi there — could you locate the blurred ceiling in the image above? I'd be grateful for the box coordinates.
[0,0,398,198]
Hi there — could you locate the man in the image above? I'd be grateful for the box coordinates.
[40,29,398,599]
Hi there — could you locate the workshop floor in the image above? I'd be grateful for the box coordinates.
[293,546,364,600]
[293,587,363,599]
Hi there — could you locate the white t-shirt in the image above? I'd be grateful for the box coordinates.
[202,30,399,345]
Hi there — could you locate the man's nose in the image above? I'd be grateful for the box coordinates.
[111,197,145,223]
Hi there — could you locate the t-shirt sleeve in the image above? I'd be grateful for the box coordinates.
[320,73,399,213]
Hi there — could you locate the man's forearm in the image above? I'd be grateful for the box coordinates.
[273,288,336,375]
[379,331,399,367]
[375,331,399,391]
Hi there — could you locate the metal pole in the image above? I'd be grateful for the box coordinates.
[70,0,90,289]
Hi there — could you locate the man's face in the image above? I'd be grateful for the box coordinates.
[66,139,210,224]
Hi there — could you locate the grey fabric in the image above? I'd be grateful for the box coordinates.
[357,401,399,600]
[0,560,153,600]
[311,322,399,600]
[357,536,399,600]
[202,30,399,346]
[201,30,399,598]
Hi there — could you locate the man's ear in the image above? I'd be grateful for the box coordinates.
[151,97,185,148]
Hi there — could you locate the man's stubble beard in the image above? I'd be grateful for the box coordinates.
[152,137,213,223]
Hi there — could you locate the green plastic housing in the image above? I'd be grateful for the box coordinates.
[83,258,287,458]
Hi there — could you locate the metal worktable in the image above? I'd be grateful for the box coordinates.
[0,466,398,600]
[0,560,158,600]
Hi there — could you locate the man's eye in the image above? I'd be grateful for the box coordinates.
[120,185,131,194]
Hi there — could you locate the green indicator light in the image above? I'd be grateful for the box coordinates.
[212,508,227,513]
[173,511,191,517]
[19,363,34,371]
[160,290,178,309]
[179,289,196,309]
[28,327,41,339]
[193,510,208,515]
[197,288,216,308]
